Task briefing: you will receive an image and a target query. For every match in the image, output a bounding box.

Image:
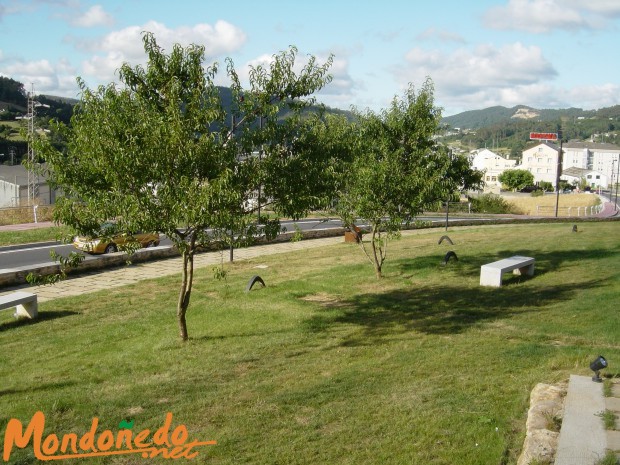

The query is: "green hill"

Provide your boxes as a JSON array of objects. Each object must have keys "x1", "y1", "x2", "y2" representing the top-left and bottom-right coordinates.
[{"x1": 441, "y1": 104, "x2": 620, "y2": 157}]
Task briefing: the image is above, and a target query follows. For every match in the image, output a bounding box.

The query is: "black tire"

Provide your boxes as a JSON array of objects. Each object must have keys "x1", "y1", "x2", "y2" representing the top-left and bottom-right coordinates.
[{"x1": 104, "y1": 243, "x2": 118, "y2": 254}]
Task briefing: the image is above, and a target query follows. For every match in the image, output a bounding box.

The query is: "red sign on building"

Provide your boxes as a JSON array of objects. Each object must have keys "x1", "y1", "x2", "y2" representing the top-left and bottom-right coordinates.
[{"x1": 530, "y1": 132, "x2": 558, "y2": 141}]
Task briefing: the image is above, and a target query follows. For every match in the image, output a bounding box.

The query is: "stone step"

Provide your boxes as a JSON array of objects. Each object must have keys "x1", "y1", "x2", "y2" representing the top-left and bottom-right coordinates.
[{"x1": 555, "y1": 375, "x2": 607, "y2": 465}]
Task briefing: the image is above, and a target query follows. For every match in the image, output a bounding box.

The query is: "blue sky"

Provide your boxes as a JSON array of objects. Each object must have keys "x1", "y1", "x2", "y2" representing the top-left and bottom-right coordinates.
[{"x1": 1, "y1": 0, "x2": 619, "y2": 116}]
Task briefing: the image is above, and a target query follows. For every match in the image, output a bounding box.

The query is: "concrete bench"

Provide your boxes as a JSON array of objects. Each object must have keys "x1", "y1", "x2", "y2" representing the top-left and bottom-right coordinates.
[
  {"x1": 480, "y1": 256, "x2": 535, "y2": 287},
  {"x1": 0, "y1": 291, "x2": 38, "y2": 319}
]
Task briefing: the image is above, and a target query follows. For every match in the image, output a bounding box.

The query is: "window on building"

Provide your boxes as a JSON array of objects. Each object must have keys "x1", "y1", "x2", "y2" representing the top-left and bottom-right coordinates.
[
  {"x1": 547, "y1": 158, "x2": 552, "y2": 163},
  {"x1": 538, "y1": 158, "x2": 542, "y2": 163},
  {"x1": 537, "y1": 168, "x2": 542, "y2": 173},
  {"x1": 596, "y1": 175, "x2": 600, "y2": 179},
  {"x1": 491, "y1": 176, "x2": 496, "y2": 182},
  {"x1": 528, "y1": 157, "x2": 533, "y2": 162},
  {"x1": 587, "y1": 175, "x2": 592, "y2": 179}
]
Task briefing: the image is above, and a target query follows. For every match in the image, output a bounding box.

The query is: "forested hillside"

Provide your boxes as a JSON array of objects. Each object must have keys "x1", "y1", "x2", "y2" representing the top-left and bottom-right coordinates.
[{"x1": 440, "y1": 105, "x2": 620, "y2": 159}]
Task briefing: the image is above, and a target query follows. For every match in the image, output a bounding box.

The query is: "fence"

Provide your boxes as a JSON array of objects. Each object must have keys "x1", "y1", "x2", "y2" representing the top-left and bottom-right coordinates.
[{"x1": 535, "y1": 204, "x2": 604, "y2": 217}]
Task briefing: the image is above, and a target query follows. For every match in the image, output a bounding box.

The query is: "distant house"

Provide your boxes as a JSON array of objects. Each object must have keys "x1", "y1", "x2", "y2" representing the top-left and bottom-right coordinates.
[
  {"x1": 520, "y1": 142, "x2": 561, "y2": 185},
  {"x1": 470, "y1": 148, "x2": 517, "y2": 191},
  {"x1": 561, "y1": 167, "x2": 608, "y2": 189},
  {"x1": 0, "y1": 164, "x2": 56, "y2": 208}
]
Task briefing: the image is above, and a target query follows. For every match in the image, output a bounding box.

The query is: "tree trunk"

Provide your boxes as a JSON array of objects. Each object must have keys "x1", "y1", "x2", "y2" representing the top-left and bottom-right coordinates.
[
  {"x1": 371, "y1": 226, "x2": 383, "y2": 279},
  {"x1": 177, "y1": 235, "x2": 196, "y2": 341}
]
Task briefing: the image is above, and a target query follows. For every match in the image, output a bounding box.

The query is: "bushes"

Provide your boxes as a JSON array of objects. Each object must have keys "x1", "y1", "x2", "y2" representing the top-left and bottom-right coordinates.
[{"x1": 468, "y1": 193, "x2": 515, "y2": 214}]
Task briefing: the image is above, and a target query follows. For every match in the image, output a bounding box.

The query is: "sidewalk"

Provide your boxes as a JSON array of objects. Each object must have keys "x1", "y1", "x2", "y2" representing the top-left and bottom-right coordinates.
[{"x1": 0, "y1": 221, "x2": 54, "y2": 231}]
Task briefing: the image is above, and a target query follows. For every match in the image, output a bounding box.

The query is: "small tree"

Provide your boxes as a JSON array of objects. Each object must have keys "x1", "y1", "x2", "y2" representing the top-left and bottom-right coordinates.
[
  {"x1": 539, "y1": 181, "x2": 553, "y2": 192},
  {"x1": 35, "y1": 33, "x2": 334, "y2": 341},
  {"x1": 332, "y1": 80, "x2": 482, "y2": 278},
  {"x1": 498, "y1": 169, "x2": 534, "y2": 191}
]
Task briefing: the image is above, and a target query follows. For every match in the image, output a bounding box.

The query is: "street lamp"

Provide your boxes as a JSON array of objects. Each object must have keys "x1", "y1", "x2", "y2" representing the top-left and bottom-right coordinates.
[
  {"x1": 554, "y1": 135, "x2": 563, "y2": 218},
  {"x1": 609, "y1": 156, "x2": 620, "y2": 210}
]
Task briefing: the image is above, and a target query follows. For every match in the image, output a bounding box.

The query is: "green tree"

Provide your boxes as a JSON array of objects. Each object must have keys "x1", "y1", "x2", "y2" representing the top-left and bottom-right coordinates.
[
  {"x1": 498, "y1": 169, "x2": 534, "y2": 191},
  {"x1": 333, "y1": 80, "x2": 482, "y2": 278},
  {"x1": 35, "y1": 33, "x2": 333, "y2": 341}
]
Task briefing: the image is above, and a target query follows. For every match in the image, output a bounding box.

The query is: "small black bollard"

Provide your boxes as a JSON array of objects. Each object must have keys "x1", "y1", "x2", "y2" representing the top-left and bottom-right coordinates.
[
  {"x1": 442, "y1": 251, "x2": 458, "y2": 265},
  {"x1": 438, "y1": 235, "x2": 454, "y2": 245},
  {"x1": 246, "y1": 275, "x2": 266, "y2": 292}
]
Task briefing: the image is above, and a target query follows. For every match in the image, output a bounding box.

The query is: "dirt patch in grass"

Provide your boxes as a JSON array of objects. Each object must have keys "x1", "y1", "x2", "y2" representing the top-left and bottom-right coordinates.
[{"x1": 301, "y1": 292, "x2": 349, "y2": 309}]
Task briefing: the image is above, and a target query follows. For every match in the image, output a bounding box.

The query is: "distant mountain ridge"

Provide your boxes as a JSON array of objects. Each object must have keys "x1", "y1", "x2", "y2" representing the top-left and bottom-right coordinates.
[{"x1": 443, "y1": 105, "x2": 620, "y2": 130}]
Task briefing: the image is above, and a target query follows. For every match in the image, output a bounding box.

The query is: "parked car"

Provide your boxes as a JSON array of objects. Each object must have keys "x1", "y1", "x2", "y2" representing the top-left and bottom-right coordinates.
[
  {"x1": 519, "y1": 185, "x2": 541, "y2": 193},
  {"x1": 73, "y1": 222, "x2": 160, "y2": 254}
]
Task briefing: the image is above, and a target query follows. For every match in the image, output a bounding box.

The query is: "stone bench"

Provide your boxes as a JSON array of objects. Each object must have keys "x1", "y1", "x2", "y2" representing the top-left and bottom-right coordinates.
[
  {"x1": 480, "y1": 256, "x2": 535, "y2": 287},
  {"x1": 0, "y1": 291, "x2": 38, "y2": 319}
]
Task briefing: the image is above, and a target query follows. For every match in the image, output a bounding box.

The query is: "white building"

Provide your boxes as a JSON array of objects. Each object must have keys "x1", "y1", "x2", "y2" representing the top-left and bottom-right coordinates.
[
  {"x1": 470, "y1": 148, "x2": 517, "y2": 190},
  {"x1": 561, "y1": 141, "x2": 620, "y2": 188},
  {"x1": 0, "y1": 164, "x2": 56, "y2": 208},
  {"x1": 561, "y1": 167, "x2": 608, "y2": 189},
  {"x1": 520, "y1": 142, "x2": 561, "y2": 185}
]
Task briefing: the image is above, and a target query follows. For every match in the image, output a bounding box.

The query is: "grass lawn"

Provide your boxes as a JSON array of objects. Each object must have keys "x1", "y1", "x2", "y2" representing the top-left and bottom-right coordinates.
[
  {"x1": 1, "y1": 222, "x2": 619, "y2": 464},
  {"x1": 0, "y1": 226, "x2": 69, "y2": 246}
]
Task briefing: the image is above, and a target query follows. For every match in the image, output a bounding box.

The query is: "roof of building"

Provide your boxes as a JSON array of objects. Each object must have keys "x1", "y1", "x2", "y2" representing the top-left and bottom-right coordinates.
[
  {"x1": 526, "y1": 141, "x2": 560, "y2": 151},
  {"x1": 0, "y1": 164, "x2": 47, "y2": 185},
  {"x1": 563, "y1": 140, "x2": 620, "y2": 151},
  {"x1": 562, "y1": 166, "x2": 604, "y2": 177}
]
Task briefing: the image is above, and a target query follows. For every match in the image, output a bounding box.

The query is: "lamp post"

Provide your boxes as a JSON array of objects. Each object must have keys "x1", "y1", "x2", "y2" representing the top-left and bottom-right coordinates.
[
  {"x1": 554, "y1": 138, "x2": 563, "y2": 218},
  {"x1": 609, "y1": 156, "x2": 620, "y2": 210},
  {"x1": 612, "y1": 159, "x2": 616, "y2": 209},
  {"x1": 445, "y1": 149, "x2": 453, "y2": 231}
]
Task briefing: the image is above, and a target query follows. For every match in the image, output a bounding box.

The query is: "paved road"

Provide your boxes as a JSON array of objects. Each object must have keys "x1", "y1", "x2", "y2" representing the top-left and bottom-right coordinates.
[{"x1": 0, "y1": 216, "x2": 458, "y2": 270}]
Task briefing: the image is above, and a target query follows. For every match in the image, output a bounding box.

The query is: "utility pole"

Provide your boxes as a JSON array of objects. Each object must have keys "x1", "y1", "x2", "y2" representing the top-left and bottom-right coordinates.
[{"x1": 26, "y1": 83, "x2": 39, "y2": 206}]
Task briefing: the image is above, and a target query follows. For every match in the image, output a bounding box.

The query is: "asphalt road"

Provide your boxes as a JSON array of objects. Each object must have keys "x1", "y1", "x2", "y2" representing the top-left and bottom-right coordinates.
[{"x1": 0, "y1": 215, "x2": 465, "y2": 270}]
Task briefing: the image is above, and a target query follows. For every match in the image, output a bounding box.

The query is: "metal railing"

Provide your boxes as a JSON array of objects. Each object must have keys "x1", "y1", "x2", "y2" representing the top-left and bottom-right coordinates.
[{"x1": 535, "y1": 204, "x2": 603, "y2": 217}]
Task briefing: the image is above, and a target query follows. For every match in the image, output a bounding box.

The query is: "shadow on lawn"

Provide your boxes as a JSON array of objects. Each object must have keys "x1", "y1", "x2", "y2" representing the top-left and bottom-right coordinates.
[
  {"x1": 398, "y1": 246, "x2": 619, "y2": 282},
  {"x1": 0, "y1": 379, "x2": 79, "y2": 396},
  {"x1": 0, "y1": 310, "x2": 78, "y2": 332},
  {"x1": 304, "y1": 277, "x2": 606, "y2": 346}
]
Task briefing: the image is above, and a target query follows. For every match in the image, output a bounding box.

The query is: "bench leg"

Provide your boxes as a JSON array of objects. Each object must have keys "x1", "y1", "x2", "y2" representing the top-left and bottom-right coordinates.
[
  {"x1": 513, "y1": 263, "x2": 535, "y2": 277},
  {"x1": 480, "y1": 267, "x2": 503, "y2": 287},
  {"x1": 14, "y1": 301, "x2": 38, "y2": 319}
]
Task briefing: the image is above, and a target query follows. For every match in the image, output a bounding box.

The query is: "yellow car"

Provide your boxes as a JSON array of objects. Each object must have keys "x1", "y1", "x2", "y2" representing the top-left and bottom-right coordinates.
[{"x1": 73, "y1": 222, "x2": 160, "y2": 254}]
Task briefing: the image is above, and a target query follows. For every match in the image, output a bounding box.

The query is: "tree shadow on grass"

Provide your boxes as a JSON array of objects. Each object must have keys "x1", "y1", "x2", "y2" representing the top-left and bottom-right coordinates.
[
  {"x1": 0, "y1": 310, "x2": 78, "y2": 332},
  {"x1": 0, "y1": 379, "x2": 79, "y2": 397},
  {"x1": 304, "y1": 278, "x2": 607, "y2": 346},
  {"x1": 396, "y1": 246, "x2": 619, "y2": 282}
]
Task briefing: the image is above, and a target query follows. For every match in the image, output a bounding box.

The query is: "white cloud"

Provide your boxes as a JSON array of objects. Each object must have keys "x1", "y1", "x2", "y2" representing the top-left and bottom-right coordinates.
[
  {"x1": 565, "y1": 0, "x2": 620, "y2": 16},
  {"x1": 2, "y1": 59, "x2": 59, "y2": 93},
  {"x1": 394, "y1": 43, "x2": 559, "y2": 113},
  {"x1": 80, "y1": 20, "x2": 247, "y2": 85},
  {"x1": 0, "y1": 54, "x2": 79, "y2": 97},
  {"x1": 482, "y1": 0, "x2": 619, "y2": 33},
  {"x1": 562, "y1": 83, "x2": 620, "y2": 109},
  {"x1": 400, "y1": 43, "x2": 556, "y2": 90},
  {"x1": 71, "y1": 5, "x2": 114, "y2": 28}
]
